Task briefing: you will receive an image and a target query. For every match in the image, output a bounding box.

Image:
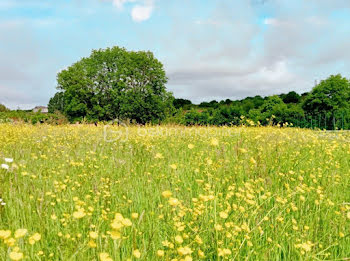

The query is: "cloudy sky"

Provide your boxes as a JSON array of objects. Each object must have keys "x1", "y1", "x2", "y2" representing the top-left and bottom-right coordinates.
[{"x1": 1, "y1": 0, "x2": 350, "y2": 109}]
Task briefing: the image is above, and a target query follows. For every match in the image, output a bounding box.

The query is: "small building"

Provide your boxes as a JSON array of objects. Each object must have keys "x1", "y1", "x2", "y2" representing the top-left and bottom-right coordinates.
[{"x1": 33, "y1": 106, "x2": 48, "y2": 113}]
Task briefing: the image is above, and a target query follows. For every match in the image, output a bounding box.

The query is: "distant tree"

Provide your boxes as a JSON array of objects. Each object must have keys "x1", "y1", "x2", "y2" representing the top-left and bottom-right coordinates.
[
  {"x1": 0, "y1": 104, "x2": 9, "y2": 112},
  {"x1": 173, "y1": 98, "x2": 192, "y2": 109},
  {"x1": 183, "y1": 109, "x2": 210, "y2": 125},
  {"x1": 242, "y1": 100, "x2": 255, "y2": 113},
  {"x1": 48, "y1": 92, "x2": 65, "y2": 113},
  {"x1": 224, "y1": 99, "x2": 232, "y2": 105},
  {"x1": 252, "y1": 95, "x2": 264, "y2": 108},
  {"x1": 282, "y1": 91, "x2": 301, "y2": 104},
  {"x1": 259, "y1": 95, "x2": 285, "y2": 113},
  {"x1": 302, "y1": 74, "x2": 350, "y2": 115},
  {"x1": 256, "y1": 96, "x2": 288, "y2": 124},
  {"x1": 54, "y1": 46, "x2": 174, "y2": 123}
]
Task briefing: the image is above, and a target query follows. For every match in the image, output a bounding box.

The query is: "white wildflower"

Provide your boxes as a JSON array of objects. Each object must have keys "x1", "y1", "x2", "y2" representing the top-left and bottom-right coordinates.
[
  {"x1": 4, "y1": 158, "x2": 13, "y2": 163},
  {"x1": 1, "y1": 164, "x2": 9, "y2": 170}
]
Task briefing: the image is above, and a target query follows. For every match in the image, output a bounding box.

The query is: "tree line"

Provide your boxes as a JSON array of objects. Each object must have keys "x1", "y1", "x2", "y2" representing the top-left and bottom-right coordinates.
[
  {"x1": 173, "y1": 75, "x2": 350, "y2": 130},
  {"x1": 42, "y1": 46, "x2": 350, "y2": 129}
]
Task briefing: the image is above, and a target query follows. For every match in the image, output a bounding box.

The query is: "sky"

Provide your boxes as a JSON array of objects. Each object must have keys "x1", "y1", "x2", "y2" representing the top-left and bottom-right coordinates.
[{"x1": 1, "y1": 0, "x2": 350, "y2": 109}]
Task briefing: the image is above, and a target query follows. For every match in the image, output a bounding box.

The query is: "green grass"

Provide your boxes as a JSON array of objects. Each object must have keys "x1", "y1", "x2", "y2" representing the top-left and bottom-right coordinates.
[{"x1": 0, "y1": 124, "x2": 350, "y2": 260}]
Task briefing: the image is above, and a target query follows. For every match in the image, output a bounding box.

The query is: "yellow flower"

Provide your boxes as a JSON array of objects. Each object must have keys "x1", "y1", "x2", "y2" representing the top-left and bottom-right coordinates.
[
  {"x1": 89, "y1": 231, "x2": 98, "y2": 239},
  {"x1": 111, "y1": 220, "x2": 123, "y2": 230},
  {"x1": 219, "y1": 211, "x2": 228, "y2": 219},
  {"x1": 73, "y1": 210, "x2": 86, "y2": 219},
  {"x1": 162, "y1": 191, "x2": 172, "y2": 198},
  {"x1": 195, "y1": 235, "x2": 203, "y2": 244},
  {"x1": 347, "y1": 212, "x2": 350, "y2": 219},
  {"x1": 175, "y1": 235, "x2": 183, "y2": 244},
  {"x1": 131, "y1": 213, "x2": 139, "y2": 219},
  {"x1": 339, "y1": 232, "x2": 345, "y2": 238},
  {"x1": 32, "y1": 233, "x2": 41, "y2": 241},
  {"x1": 188, "y1": 144, "x2": 194, "y2": 149},
  {"x1": 250, "y1": 157, "x2": 256, "y2": 164},
  {"x1": 238, "y1": 148, "x2": 247, "y2": 153},
  {"x1": 223, "y1": 249, "x2": 232, "y2": 255},
  {"x1": 114, "y1": 213, "x2": 124, "y2": 222},
  {"x1": 99, "y1": 252, "x2": 113, "y2": 261},
  {"x1": 88, "y1": 240, "x2": 97, "y2": 248},
  {"x1": 122, "y1": 218, "x2": 132, "y2": 227},
  {"x1": 170, "y1": 164, "x2": 177, "y2": 170},
  {"x1": 133, "y1": 249, "x2": 141, "y2": 259},
  {"x1": 184, "y1": 256, "x2": 192, "y2": 261},
  {"x1": 198, "y1": 249, "x2": 205, "y2": 258},
  {"x1": 155, "y1": 153, "x2": 164, "y2": 159},
  {"x1": 9, "y1": 252, "x2": 24, "y2": 261},
  {"x1": 168, "y1": 198, "x2": 180, "y2": 206},
  {"x1": 157, "y1": 250, "x2": 164, "y2": 257},
  {"x1": 0, "y1": 230, "x2": 11, "y2": 239},
  {"x1": 5, "y1": 237, "x2": 16, "y2": 246},
  {"x1": 110, "y1": 230, "x2": 121, "y2": 240},
  {"x1": 211, "y1": 138, "x2": 219, "y2": 146},
  {"x1": 177, "y1": 246, "x2": 192, "y2": 256},
  {"x1": 214, "y1": 224, "x2": 223, "y2": 231},
  {"x1": 14, "y1": 229, "x2": 27, "y2": 238},
  {"x1": 301, "y1": 242, "x2": 312, "y2": 252}
]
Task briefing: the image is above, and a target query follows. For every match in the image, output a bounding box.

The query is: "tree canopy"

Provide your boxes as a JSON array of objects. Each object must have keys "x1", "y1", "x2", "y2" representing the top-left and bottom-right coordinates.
[
  {"x1": 0, "y1": 104, "x2": 9, "y2": 112},
  {"x1": 302, "y1": 74, "x2": 350, "y2": 115},
  {"x1": 48, "y1": 50, "x2": 350, "y2": 129},
  {"x1": 52, "y1": 46, "x2": 174, "y2": 123}
]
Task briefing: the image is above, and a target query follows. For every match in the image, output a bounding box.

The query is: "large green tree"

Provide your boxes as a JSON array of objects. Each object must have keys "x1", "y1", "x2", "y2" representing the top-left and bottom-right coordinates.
[
  {"x1": 53, "y1": 46, "x2": 174, "y2": 123},
  {"x1": 303, "y1": 74, "x2": 350, "y2": 114},
  {"x1": 302, "y1": 74, "x2": 350, "y2": 128}
]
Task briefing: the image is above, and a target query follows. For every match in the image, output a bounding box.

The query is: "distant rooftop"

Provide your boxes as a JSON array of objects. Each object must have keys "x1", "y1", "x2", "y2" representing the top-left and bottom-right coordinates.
[{"x1": 33, "y1": 106, "x2": 48, "y2": 113}]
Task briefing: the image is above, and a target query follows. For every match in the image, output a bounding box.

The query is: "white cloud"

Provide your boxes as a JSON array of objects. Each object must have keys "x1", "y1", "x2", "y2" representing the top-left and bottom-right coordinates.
[
  {"x1": 257, "y1": 60, "x2": 294, "y2": 84},
  {"x1": 111, "y1": 0, "x2": 154, "y2": 22},
  {"x1": 263, "y1": 18, "x2": 277, "y2": 25},
  {"x1": 263, "y1": 18, "x2": 294, "y2": 27},
  {"x1": 131, "y1": 4, "x2": 153, "y2": 22},
  {"x1": 112, "y1": 0, "x2": 136, "y2": 9}
]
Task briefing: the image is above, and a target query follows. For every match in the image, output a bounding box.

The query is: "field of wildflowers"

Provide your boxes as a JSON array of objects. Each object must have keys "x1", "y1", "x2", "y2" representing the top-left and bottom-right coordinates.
[{"x1": 0, "y1": 124, "x2": 350, "y2": 260}]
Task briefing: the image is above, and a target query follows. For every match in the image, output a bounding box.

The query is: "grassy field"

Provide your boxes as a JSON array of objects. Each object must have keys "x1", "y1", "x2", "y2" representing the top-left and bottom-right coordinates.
[{"x1": 0, "y1": 124, "x2": 350, "y2": 260}]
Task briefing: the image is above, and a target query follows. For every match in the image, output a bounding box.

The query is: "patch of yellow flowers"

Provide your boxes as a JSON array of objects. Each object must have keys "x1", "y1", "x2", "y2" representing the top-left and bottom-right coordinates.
[{"x1": 1, "y1": 124, "x2": 350, "y2": 259}]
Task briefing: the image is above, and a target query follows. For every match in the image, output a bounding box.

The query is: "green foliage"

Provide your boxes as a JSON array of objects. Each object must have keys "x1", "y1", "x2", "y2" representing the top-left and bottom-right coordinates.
[
  {"x1": 173, "y1": 98, "x2": 192, "y2": 109},
  {"x1": 47, "y1": 57, "x2": 350, "y2": 130},
  {"x1": 48, "y1": 92, "x2": 65, "y2": 113},
  {"x1": 54, "y1": 46, "x2": 174, "y2": 123},
  {"x1": 303, "y1": 74, "x2": 350, "y2": 115},
  {"x1": 0, "y1": 104, "x2": 9, "y2": 112},
  {"x1": 170, "y1": 74, "x2": 350, "y2": 129},
  {"x1": 0, "y1": 111, "x2": 68, "y2": 124},
  {"x1": 281, "y1": 91, "x2": 301, "y2": 104}
]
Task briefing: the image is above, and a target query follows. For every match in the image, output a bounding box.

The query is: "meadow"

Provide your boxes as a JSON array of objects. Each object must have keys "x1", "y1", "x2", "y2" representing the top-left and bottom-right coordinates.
[{"x1": 0, "y1": 124, "x2": 350, "y2": 260}]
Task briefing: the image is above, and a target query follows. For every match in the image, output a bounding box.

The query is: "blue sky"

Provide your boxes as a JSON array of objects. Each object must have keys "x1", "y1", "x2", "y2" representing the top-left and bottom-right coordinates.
[{"x1": 1, "y1": 0, "x2": 350, "y2": 109}]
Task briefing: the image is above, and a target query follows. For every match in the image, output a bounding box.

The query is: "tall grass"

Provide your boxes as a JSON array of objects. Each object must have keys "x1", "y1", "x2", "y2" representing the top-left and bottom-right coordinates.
[{"x1": 0, "y1": 124, "x2": 350, "y2": 260}]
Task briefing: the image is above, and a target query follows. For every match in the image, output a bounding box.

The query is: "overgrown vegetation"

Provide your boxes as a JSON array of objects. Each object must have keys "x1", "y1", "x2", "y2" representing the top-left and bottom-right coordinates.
[
  {"x1": 0, "y1": 111, "x2": 68, "y2": 125},
  {"x1": 172, "y1": 74, "x2": 350, "y2": 129},
  {"x1": 1, "y1": 125, "x2": 350, "y2": 260}
]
